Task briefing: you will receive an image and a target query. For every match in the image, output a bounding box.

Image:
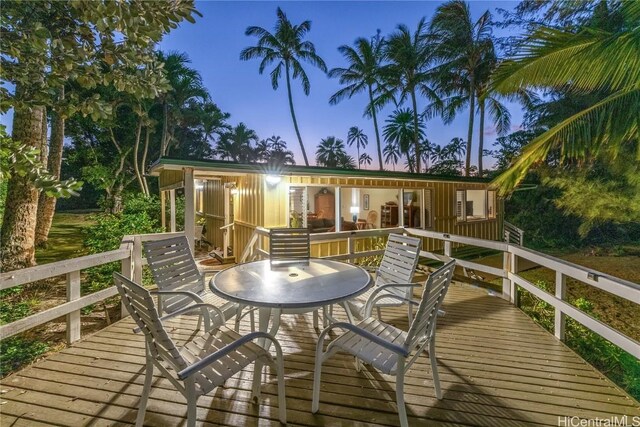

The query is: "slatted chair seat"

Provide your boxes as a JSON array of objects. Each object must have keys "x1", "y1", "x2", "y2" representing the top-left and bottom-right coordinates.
[
  {"x1": 313, "y1": 260, "x2": 456, "y2": 427},
  {"x1": 143, "y1": 236, "x2": 247, "y2": 325},
  {"x1": 346, "y1": 233, "x2": 422, "y2": 323},
  {"x1": 113, "y1": 272, "x2": 286, "y2": 427}
]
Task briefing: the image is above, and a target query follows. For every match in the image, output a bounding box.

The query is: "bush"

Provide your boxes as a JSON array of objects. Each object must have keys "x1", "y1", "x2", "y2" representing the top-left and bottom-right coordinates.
[
  {"x1": 518, "y1": 281, "x2": 640, "y2": 400},
  {"x1": 0, "y1": 337, "x2": 49, "y2": 377}
]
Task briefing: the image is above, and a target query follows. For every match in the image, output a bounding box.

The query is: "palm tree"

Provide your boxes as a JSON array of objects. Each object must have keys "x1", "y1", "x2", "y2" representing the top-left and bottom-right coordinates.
[
  {"x1": 315, "y1": 136, "x2": 348, "y2": 168},
  {"x1": 337, "y1": 154, "x2": 357, "y2": 169},
  {"x1": 259, "y1": 135, "x2": 296, "y2": 165},
  {"x1": 383, "y1": 141, "x2": 401, "y2": 171},
  {"x1": 216, "y1": 123, "x2": 259, "y2": 163},
  {"x1": 445, "y1": 137, "x2": 466, "y2": 163},
  {"x1": 420, "y1": 139, "x2": 435, "y2": 172},
  {"x1": 382, "y1": 18, "x2": 437, "y2": 173},
  {"x1": 430, "y1": 0, "x2": 494, "y2": 176},
  {"x1": 329, "y1": 35, "x2": 385, "y2": 170},
  {"x1": 382, "y1": 108, "x2": 426, "y2": 173},
  {"x1": 346, "y1": 126, "x2": 368, "y2": 169},
  {"x1": 240, "y1": 7, "x2": 327, "y2": 166},
  {"x1": 359, "y1": 153, "x2": 373, "y2": 168},
  {"x1": 491, "y1": 1, "x2": 640, "y2": 193}
]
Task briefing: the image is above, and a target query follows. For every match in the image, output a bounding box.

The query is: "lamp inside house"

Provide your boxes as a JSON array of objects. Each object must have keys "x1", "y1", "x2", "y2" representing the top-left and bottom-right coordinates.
[{"x1": 350, "y1": 206, "x2": 359, "y2": 223}]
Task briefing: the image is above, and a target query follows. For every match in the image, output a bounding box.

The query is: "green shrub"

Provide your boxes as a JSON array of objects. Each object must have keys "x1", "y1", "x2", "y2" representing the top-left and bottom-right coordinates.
[
  {"x1": 518, "y1": 280, "x2": 640, "y2": 400},
  {"x1": 0, "y1": 337, "x2": 49, "y2": 377}
]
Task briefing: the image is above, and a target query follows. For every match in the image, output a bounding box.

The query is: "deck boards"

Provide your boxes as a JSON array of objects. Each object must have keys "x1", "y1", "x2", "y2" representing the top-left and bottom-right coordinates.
[{"x1": 1, "y1": 283, "x2": 638, "y2": 426}]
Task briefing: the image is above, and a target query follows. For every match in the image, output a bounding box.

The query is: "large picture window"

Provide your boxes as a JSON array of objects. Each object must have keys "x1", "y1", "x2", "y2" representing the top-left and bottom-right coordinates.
[{"x1": 456, "y1": 189, "x2": 496, "y2": 221}]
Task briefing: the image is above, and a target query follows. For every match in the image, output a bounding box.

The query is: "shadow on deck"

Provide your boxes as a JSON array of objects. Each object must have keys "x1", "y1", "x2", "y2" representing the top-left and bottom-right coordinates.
[{"x1": 1, "y1": 283, "x2": 638, "y2": 426}]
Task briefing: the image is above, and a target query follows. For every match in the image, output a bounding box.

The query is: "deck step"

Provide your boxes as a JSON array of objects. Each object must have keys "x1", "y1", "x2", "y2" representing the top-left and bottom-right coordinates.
[{"x1": 209, "y1": 250, "x2": 235, "y2": 264}]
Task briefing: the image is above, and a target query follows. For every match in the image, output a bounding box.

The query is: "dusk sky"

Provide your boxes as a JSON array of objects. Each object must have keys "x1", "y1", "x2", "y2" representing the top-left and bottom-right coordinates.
[
  {"x1": 1, "y1": 1, "x2": 525, "y2": 170},
  {"x1": 158, "y1": 1, "x2": 523, "y2": 169}
]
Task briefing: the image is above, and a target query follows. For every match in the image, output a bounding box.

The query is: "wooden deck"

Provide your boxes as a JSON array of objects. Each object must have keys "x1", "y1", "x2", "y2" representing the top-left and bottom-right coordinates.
[{"x1": 1, "y1": 283, "x2": 638, "y2": 426}]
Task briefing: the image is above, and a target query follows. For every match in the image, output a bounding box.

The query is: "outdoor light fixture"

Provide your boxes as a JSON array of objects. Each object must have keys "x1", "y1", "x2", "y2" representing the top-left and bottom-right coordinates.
[
  {"x1": 266, "y1": 175, "x2": 282, "y2": 186},
  {"x1": 230, "y1": 188, "x2": 239, "y2": 196},
  {"x1": 350, "y1": 206, "x2": 359, "y2": 223}
]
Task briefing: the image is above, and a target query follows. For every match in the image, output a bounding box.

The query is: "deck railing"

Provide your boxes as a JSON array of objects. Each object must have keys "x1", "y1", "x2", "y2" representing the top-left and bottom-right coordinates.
[
  {"x1": 503, "y1": 221, "x2": 525, "y2": 245},
  {"x1": 1, "y1": 227, "x2": 638, "y2": 359}
]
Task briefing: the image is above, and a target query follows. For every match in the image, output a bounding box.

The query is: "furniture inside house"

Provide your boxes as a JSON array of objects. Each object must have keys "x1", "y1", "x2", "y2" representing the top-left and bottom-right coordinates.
[
  {"x1": 366, "y1": 210, "x2": 378, "y2": 229},
  {"x1": 345, "y1": 233, "x2": 422, "y2": 323},
  {"x1": 269, "y1": 227, "x2": 310, "y2": 268},
  {"x1": 403, "y1": 205, "x2": 419, "y2": 228},
  {"x1": 194, "y1": 225, "x2": 204, "y2": 248},
  {"x1": 113, "y1": 272, "x2": 287, "y2": 427},
  {"x1": 143, "y1": 236, "x2": 253, "y2": 328},
  {"x1": 314, "y1": 189, "x2": 335, "y2": 219},
  {"x1": 380, "y1": 203, "x2": 399, "y2": 228},
  {"x1": 312, "y1": 260, "x2": 456, "y2": 427}
]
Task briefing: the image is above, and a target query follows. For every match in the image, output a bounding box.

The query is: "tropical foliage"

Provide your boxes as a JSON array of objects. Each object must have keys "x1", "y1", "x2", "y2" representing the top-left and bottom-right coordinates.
[{"x1": 315, "y1": 136, "x2": 355, "y2": 169}]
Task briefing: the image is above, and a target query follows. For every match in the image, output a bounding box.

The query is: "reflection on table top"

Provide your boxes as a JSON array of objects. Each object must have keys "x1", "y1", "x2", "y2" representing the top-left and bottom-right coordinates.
[{"x1": 210, "y1": 259, "x2": 372, "y2": 309}]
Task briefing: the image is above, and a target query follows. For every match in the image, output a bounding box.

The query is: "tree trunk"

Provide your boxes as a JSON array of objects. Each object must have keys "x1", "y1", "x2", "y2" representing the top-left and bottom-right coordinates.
[
  {"x1": 410, "y1": 90, "x2": 421, "y2": 173},
  {"x1": 368, "y1": 86, "x2": 384, "y2": 171},
  {"x1": 132, "y1": 118, "x2": 146, "y2": 195},
  {"x1": 35, "y1": 104, "x2": 65, "y2": 248},
  {"x1": 465, "y1": 75, "x2": 476, "y2": 176},
  {"x1": 141, "y1": 126, "x2": 150, "y2": 195},
  {"x1": 161, "y1": 101, "x2": 169, "y2": 157},
  {"x1": 285, "y1": 63, "x2": 309, "y2": 166},
  {"x1": 111, "y1": 183, "x2": 124, "y2": 214},
  {"x1": 478, "y1": 98, "x2": 485, "y2": 177},
  {"x1": 1, "y1": 100, "x2": 46, "y2": 271}
]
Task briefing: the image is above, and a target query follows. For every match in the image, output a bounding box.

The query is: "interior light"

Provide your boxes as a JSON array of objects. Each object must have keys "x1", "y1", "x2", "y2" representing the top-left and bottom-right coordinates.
[{"x1": 349, "y1": 206, "x2": 360, "y2": 214}]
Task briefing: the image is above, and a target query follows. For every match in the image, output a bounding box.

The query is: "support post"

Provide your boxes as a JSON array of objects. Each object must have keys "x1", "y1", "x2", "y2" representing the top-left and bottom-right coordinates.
[
  {"x1": 169, "y1": 189, "x2": 176, "y2": 233},
  {"x1": 184, "y1": 167, "x2": 195, "y2": 253},
  {"x1": 444, "y1": 240, "x2": 452, "y2": 258},
  {"x1": 555, "y1": 271, "x2": 566, "y2": 340},
  {"x1": 160, "y1": 190, "x2": 166, "y2": 231},
  {"x1": 335, "y1": 187, "x2": 341, "y2": 232},
  {"x1": 502, "y1": 250, "x2": 512, "y2": 302},
  {"x1": 133, "y1": 236, "x2": 143, "y2": 285},
  {"x1": 121, "y1": 244, "x2": 133, "y2": 319},
  {"x1": 348, "y1": 237, "x2": 355, "y2": 263},
  {"x1": 398, "y1": 189, "x2": 405, "y2": 227},
  {"x1": 66, "y1": 270, "x2": 81, "y2": 344}
]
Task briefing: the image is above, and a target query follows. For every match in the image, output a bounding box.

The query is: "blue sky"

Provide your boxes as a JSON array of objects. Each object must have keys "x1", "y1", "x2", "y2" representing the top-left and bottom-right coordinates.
[{"x1": 158, "y1": 1, "x2": 523, "y2": 169}]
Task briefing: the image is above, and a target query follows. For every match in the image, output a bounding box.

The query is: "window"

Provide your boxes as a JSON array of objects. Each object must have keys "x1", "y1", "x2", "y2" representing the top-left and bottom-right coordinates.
[
  {"x1": 456, "y1": 189, "x2": 495, "y2": 221},
  {"x1": 340, "y1": 187, "x2": 400, "y2": 230}
]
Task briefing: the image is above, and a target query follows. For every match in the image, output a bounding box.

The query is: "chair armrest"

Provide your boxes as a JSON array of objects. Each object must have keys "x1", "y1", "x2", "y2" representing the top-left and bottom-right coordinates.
[
  {"x1": 133, "y1": 302, "x2": 224, "y2": 334},
  {"x1": 150, "y1": 290, "x2": 205, "y2": 309},
  {"x1": 177, "y1": 331, "x2": 283, "y2": 380},
  {"x1": 321, "y1": 322, "x2": 409, "y2": 357},
  {"x1": 364, "y1": 283, "x2": 421, "y2": 317}
]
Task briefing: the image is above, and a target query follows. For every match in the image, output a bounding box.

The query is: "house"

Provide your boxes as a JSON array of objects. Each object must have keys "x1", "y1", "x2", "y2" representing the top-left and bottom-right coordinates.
[{"x1": 149, "y1": 157, "x2": 503, "y2": 259}]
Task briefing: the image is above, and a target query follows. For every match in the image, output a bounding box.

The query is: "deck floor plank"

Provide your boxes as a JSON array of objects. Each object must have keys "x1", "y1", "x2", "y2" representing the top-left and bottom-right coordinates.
[{"x1": 2, "y1": 283, "x2": 638, "y2": 426}]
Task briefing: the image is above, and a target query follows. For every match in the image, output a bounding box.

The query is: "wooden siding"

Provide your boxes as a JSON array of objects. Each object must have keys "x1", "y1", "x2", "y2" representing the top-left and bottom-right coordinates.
[
  {"x1": 2, "y1": 282, "x2": 638, "y2": 426},
  {"x1": 200, "y1": 179, "x2": 225, "y2": 248},
  {"x1": 158, "y1": 170, "x2": 183, "y2": 190}
]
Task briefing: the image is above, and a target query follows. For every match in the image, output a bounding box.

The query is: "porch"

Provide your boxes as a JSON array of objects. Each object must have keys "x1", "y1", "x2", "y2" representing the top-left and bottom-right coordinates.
[{"x1": 3, "y1": 281, "x2": 638, "y2": 426}]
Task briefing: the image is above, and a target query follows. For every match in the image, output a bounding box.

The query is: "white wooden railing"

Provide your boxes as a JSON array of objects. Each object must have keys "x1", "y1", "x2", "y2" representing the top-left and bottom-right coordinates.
[
  {"x1": 0, "y1": 232, "x2": 184, "y2": 344},
  {"x1": 1, "y1": 227, "x2": 638, "y2": 360}
]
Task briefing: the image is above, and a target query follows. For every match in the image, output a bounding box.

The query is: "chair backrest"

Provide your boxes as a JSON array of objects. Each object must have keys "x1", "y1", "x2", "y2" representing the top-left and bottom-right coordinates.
[
  {"x1": 195, "y1": 225, "x2": 204, "y2": 240},
  {"x1": 377, "y1": 234, "x2": 422, "y2": 292},
  {"x1": 366, "y1": 210, "x2": 378, "y2": 227},
  {"x1": 404, "y1": 259, "x2": 455, "y2": 350},
  {"x1": 269, "y1": 228, "x2": 310, "y2": 268},
  {"x1": 113, "y1": 272, "x2": 188, "y2": 373},
  {"x1": 143, "y1": 236, "x2": 203, "y2": 312}
]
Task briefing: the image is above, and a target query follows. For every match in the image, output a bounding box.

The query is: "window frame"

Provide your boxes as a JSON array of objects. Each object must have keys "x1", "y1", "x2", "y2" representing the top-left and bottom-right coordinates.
[{"x1": 455, "y1": 188, "x2": 497, "y2": 223}]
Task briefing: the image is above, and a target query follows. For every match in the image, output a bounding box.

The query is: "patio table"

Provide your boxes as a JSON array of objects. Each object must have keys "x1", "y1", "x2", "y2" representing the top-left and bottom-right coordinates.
[{"x1": 209, "y1": 259, "x2": 372, "y2": 348}]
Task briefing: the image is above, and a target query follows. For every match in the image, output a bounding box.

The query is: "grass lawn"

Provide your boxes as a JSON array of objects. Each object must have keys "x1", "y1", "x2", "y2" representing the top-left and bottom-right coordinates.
[{"x1": 35, "y1": 211, "x2": 96, "y2": 265}]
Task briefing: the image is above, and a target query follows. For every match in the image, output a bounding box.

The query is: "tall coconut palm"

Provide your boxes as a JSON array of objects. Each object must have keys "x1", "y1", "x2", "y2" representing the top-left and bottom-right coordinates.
[
  {"x1": 382, "y1": 18, "x2": 437, "y2": 173},
  {"x1": 315, "y1": 136, "x2": 348, "y2": 168},
  {"x1": 346, "y1": 126, "x2": 368, "y2": 169},
  {"x1": 382, "y1": 108, "x2": 426, "y2": 173},
  {"x1": 430, "y1": 0, "x2": 494, "y2": 176},
  {"x1": 492, "y1": 0, "x2": 640, "y2": 193},
  {"x1": 329, "y1": 35, "x2": 385, "y2": 170},
  {"x1": 216, "y1": 123, "x2": 259, "y2": 163},
  {"x1": 359, "y1": 153, "x2": 373, "y2": 168},
  {"x1": 383, "y1": 141, "x2": 401, "y2": 171},
  {"x1": 240, "y1": 7, "x2": 327, "y2": 166}
]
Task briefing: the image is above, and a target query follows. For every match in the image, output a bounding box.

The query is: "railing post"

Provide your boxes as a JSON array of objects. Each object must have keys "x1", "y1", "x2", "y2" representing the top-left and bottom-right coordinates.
[
  {"x1": 121, "y1": 239, "x2": 134, "y2": 319},
  {"x1": 66, "y1": 270, "x2": 81, "y2": 344},
  {"x1": 444, "y1": 240, "x2": 452, "y2": 258},
  {"x1": 502, "y1": 250, "x2": 513, "y2": 302},
  {"x1": 133, "y1": 236, "x2": 143, "y2": 285},
  {"x1": 555, "y1": 271, "x2": 566, "y2": 340},
  {"x1": 348, "y1": 236, "x2": 355, "y2": 263}
]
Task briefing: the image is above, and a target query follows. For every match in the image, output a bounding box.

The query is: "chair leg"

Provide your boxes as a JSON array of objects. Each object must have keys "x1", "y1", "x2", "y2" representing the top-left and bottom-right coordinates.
[
  {"x1": 275, "y1": 356, "x2": 287, "y2": 424},
  {"x1": 313, "y1": 309, "x2": 319, "y2": 329},
  {"x1": 429, "y1": 338, "x2": 442, "y2": 399},
  {"x1": 249, "y1": 308, "x2": 255, "y2": 332},
  {"x1": 136, "y1": 357, "x2": 154, "y2": 427},
  {"x1": 311, "y1": 346, "x2": 325, "y2": 413},
  {"x1": 407, "y1": 303, "x2": 413, "y2": 325},
  {"x1": 396, "y1": 367, "x2": 409, "y2": 427},
  {"x1": 234, "y1": 304, "x2": 244, "y2": 332},
  {"x1": 186, "y1": 381, "x2": 197, "y2": 427},
  {"x1": 251, "y1": 359, "x2": 262, "y2": 402},
  {"x1": 376, "y1": 306, "x2": 382, "y2": 320}
]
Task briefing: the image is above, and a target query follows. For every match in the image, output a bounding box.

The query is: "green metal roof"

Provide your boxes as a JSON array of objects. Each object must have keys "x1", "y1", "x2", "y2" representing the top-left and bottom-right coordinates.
[{"x1": 150, "y1": 157, "x2": 493, "y2": 184}]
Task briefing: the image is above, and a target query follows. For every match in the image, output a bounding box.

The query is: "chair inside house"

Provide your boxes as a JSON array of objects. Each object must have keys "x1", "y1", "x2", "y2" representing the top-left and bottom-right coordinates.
[
  {"x1": 269, "y1": 227, "x2": 311, "y2": 269},
  {"x1": 345, "y1": 233, "x2": 421, "y2": 323},
  {"x1": 113, "y1": 273, "x2": 286, "y2": 427},
  {"x1": 365, "y1": 209, "x2": 378, "y2": 229},
  {"x1": 312, "y1": 259, "x2": 456, "y2": 427},
  {"x1": 194, "y1": 224, "x2": 204, "y2": 248},
  {"x1": 143, "y1": 236, "x2": 253, "y2": 330}
]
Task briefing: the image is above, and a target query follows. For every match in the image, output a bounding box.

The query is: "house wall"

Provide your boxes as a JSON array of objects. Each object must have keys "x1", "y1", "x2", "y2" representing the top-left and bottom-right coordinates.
[
  {"x1": 160, "y1": 168, "x2": 503, "y2": 261},
  {"x1": 158, "y1": 170, "x2": 183, "y2": 190}
]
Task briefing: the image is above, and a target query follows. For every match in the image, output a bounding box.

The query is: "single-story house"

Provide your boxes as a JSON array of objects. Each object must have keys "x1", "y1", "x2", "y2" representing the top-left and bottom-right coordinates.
[{"x1": 149, "y1": 157, "x2": 503, "y2": 260}]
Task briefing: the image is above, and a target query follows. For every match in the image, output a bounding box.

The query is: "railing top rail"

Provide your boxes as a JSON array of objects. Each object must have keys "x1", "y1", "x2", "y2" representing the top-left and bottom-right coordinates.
[{"x1": 406, "y1": 227, "x2": 509, "y2": 251}]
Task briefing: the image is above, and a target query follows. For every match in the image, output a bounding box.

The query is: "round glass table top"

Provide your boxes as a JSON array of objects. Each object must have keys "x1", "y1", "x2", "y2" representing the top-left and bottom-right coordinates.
[{"x1": 210, "y1": 259, "x2": 372, "y2": 309}]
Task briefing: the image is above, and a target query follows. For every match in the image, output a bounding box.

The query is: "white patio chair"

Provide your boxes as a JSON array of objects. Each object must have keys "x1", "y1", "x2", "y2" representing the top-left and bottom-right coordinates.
[
  {"x1": 143, "y1": 236, "x2": 254, "y2": 331},
  {"x1": 269, "y1": 227, "x2": 310, "y2": 269},
  {"x1": 345, "y1": 233, "x2": 422, "y2": 323},
  {"x1": 113, "y1": 272, "x2": 286, "y2": 427},
  {"x1": 312, "y1": 259, "x2": 455, "y2": 427}
]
